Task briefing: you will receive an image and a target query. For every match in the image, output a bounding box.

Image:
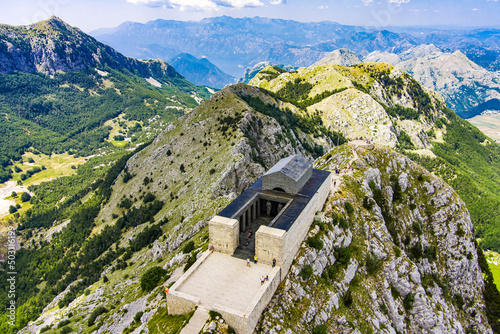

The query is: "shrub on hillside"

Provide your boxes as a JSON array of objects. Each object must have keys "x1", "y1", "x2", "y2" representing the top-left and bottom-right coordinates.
[
  {"x1": 312, "y1": 324, "x2": 328, "y2": 334},
  {"x1": 339, "y1": 217, "x2": 349, "y2": 229},
  {"x1": 21, "y1": 192, "x2": 31, "y2": 202},
  {"x1": 182, "y1": 240, "x2": 195, "y2": 254},
  {"x1": 140, "y1": 266, "x2": 167, "y2": 292},
  {"x1": 300, "y1": 265, "x2": 313, "y2": 281},
  {"x1": 306, "y1": 235, "x2": 324, "y2": 250},
  {"x1": 344, "y1": 202, "x2": 354, "y2": 214},
  {"x1": 366, "y1": 252, "x2": 382, "y2": 275},
  {"x1": 88, "y1": 306, "x2": 107, "y2": 326},
  {"x1": 60, "y1": 326, "x2": 73, "y2": 334},
  {"x1": 143, "y1": 192, "x2": 155, "y2": 203}
]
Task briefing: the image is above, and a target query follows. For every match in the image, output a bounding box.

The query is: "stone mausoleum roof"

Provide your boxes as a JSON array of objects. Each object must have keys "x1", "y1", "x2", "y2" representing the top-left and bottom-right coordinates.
[
  {"x1": 264, "y1": 155, "x2": 312, "y2": 181},
  {"x1": 262, "y1": 154, "x2": 313, "y2": 195}
]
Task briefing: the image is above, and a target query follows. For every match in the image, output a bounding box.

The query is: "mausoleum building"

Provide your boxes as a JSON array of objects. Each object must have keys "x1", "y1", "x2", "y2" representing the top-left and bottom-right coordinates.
[{"x1": 167, "y1": 154, "x2": 332, "y2": 334}]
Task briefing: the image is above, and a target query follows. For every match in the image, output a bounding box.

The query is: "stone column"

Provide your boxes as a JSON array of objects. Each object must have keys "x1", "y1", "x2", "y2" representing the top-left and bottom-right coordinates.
[
  {"x1": 242, "y1": 213, "x2": 246, "y2": 231},
  {"x1": 251, "y1": 202, "x2": 256, "y2": 222}
]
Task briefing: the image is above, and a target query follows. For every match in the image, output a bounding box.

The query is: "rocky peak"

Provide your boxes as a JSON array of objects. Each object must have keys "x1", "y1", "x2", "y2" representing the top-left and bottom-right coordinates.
[
  {"x1": 249, "y1": 62, "x2": 447, "y2": 150},
  {"x1": 0, "y1": 17, "x2": 181, "y2": 79},
  {"x1": 311, "y1": 48, "x2": 362, "y2": 67}
]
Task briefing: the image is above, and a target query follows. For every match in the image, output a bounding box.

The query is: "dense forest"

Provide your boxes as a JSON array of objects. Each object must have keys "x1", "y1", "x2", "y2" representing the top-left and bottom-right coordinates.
[{"x1": 0, "y1": 68, "x2": 208, "y2": 183}]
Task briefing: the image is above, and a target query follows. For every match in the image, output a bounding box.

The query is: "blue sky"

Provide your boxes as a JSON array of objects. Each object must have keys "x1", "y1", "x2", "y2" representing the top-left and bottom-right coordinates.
[{"x1": 0, "y1": 0, "x2": 499, "y2": 32}]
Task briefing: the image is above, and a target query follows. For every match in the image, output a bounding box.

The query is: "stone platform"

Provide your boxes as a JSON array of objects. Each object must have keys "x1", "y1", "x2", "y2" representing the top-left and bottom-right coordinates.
[
  {"x1": 176, "y1": 252, "x2": 273, "y2": 312},
  {"x1": 168, "y1": 251, "x2": 281, "y2": 334}
]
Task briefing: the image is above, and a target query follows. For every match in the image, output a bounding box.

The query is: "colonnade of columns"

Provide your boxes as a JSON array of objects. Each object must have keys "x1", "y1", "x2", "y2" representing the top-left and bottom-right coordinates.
[{"x1": 238, "y1": 198, "x2": 260, "y2": 231}]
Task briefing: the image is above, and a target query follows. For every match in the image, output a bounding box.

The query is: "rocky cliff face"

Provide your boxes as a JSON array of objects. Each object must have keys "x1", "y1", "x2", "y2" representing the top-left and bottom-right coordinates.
[
  {"x1": 17, "y1": 81, "x2": 336, "y2": 334},
  {"x1": 364, "y1": 44, "x2": 500, "y2": 118},
  {"x1": 0, "y1": 16, "x2": 181, "y2": 79},
  {"x1": 257, "y1": 145, "x2": 491, "y2": 334}
]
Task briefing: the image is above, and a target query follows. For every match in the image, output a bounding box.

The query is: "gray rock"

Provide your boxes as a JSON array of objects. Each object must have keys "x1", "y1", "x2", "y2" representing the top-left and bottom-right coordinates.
[
  {"x1": 423, "y1": 181, "x2": 435, "y2": 195},
  {"x1": 208, "y1": 321, "x2": 217, "y2": 330},
  {"x1": 306, "y1": 249, "x2": 317, "y2": 264},
  {"x1": 399, "y1": 172, "x2": 409, "y2": 192},
  {"x1": 384, "y1": 186, "x2": 394, "y2": 208},
  {"x1": 343, "y1": 260, "x2": 358, "y2": 285},
  {"x1": 364, "y1": 168, "x2": 382, "y2": 190}
]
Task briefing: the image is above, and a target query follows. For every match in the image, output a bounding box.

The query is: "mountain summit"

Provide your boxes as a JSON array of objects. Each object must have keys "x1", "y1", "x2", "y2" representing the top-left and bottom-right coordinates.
[{"x1": 0, "y1": 16, "x2": 180, "y2": 79}]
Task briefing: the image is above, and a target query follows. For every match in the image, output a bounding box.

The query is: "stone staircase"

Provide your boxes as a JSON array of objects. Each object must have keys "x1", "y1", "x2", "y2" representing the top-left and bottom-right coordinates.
[{"x1": 180, "y1": 307, "x2": 210, "y2": 334}]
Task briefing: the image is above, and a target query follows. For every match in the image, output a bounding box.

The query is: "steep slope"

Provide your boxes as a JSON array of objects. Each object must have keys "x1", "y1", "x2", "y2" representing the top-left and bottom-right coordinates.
[
  {"x1": 256, "y1": 145, "x2": 492, "y2": 333},
  {"x1": 365, "y1": 44, "x2": 500, "y2": 118},
  {"x1": 311, "y1": 48, "x2": 362, "y2": 67},
  {"x1": 169, "y1": 53, "x2": 235, "y2": 88},
  {"x1": 7, "y1": 83, "x2": 342, "y2": 334},
  {"x1": 250, "y1": 63, "x2": 445, "y2": 150},
  {"x1": 13, "y1": 86, "x2": 496, "y2": 334}
]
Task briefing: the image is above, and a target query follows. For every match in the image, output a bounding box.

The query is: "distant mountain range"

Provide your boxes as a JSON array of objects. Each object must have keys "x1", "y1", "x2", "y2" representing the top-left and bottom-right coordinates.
[
  {"x1": 168, "y1": 53, "x2": 234, "y2": 89},
  {"x1": 91, "y1": 16, "x2": 500, "y2": 77},
  {"x1": 364, "y1": 45, "x2": 500, "y2": 119}
]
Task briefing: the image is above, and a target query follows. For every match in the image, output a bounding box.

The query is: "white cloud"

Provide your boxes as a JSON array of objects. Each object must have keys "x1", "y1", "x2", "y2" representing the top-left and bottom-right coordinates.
[
  {"x1": 269, "y1": 0, "x2": 286, "y2": 4},
  {"x1": 472, "y1": 8, "x2": 479, "y2": 11},
  {"x1": 318, "y1": 5, "x2": 328, "y2": 10},
  {"x1": 361, "y1": 0, "x2": 409, "y2": 6},
  {"x1": 387, "y1": 0, "x2": 410, "y2": 6},
  {"x1": 126, "y1": 0, "x2": 265, "y2": 11}
]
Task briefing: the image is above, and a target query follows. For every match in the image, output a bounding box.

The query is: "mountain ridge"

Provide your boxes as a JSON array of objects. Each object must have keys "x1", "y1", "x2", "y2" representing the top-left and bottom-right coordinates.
[
  {"x1": 91, "y1": 16, "x2": 500, "y2": 77},
  {"x1": 363, "y1": 44, "x2": 500, "y2": 118},
  {"x1": 0, "y1": 17, "x2": 209, "y2": 185},
  {"x1": 0, "y1": 16, "x2": 180, "y2": 80}
]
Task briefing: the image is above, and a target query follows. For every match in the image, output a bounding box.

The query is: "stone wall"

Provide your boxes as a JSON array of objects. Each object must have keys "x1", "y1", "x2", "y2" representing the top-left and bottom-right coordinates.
[
  {"x1": 255, "y1": 226, "x2": 285, "y2": 266},
  {"x1": 213, "y1": 266, "x2": 282, "y2": 334},
  {"x1": 209, "y1": 216, "x2": 239, "y2": 254},
  {"x1": 281, "y1": 172, "x2": 332, "y2": 276},
  {"x1": 166, "y1": 291, "x2": 199, "y2": 315},
  {"x1": 262, "y1": 172, "x2": 306, "y2": 195},
  {"x1": 166, "y1": 250, "x2": 211, "y2": 315}
]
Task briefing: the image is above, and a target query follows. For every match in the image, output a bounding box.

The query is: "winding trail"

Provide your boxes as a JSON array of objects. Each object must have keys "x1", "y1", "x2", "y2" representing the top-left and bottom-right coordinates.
[{"x1": 330, "y1": 139, "x2": 371, "y2": 192}]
